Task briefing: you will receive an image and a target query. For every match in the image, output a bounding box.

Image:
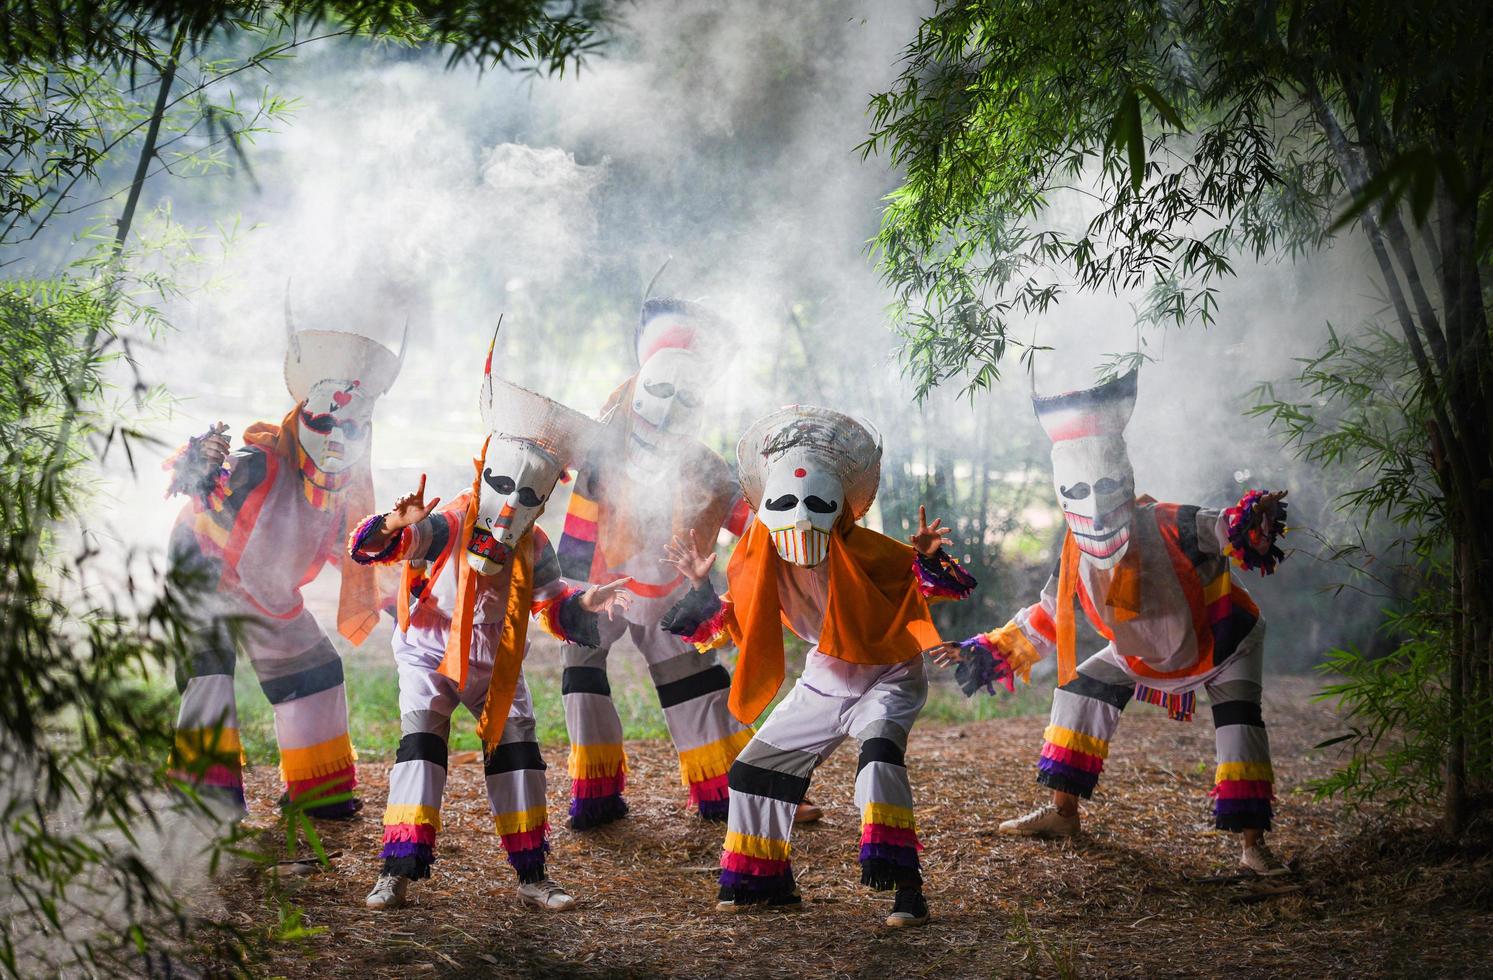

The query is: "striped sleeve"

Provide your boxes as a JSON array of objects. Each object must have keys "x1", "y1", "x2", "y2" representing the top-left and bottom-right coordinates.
[
  {"x1": 556, "y1": 465, "x2": 600, "y2": 581},
  {"x1": 529, "y1": 526, "x2": 598, "y2": 646},
  {"x1": 348, "y1": 504, "x2": 460, "y2": 566},
  {"x1": 184, "y1": 446, "x2": 270, "y2": 558}
]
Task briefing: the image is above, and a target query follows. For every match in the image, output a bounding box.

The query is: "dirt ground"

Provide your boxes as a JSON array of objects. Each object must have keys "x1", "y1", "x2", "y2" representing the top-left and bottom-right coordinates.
[{"x1": 214, "y1": 677, "x2": 1493, "y2": 978}]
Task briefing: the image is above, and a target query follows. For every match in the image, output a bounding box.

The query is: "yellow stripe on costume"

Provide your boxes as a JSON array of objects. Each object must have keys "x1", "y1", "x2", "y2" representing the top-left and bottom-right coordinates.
[
  {"x1": 693, "y1": 631, "x2": 731, "y2": 655},
  {"x1": 723, "y1": 829, "x2": 791, "y2": 862},
  {"x1": 567, "y1": 493, "x2": 599, "y2": 522},
  {"x1": 493, "y1": 806, "x2": 549, "y2": 836},
  {"x1": 382, "y1": 803, "x2": 441, "y2": 830},
  {"x1": 279, "y1": 734, "x2": 357, "y2": 781},
  {"x1": 171, "y1": 727, "x2": 244, "y2": 763},
  {"x1": 1042, "y1": 724, "x2": 1111, "y2": 759},
  {"x1": 1215, "y1": 761, "x2": 1274, "y2": 783},
  {"x1": 192, "y1": 512, "x2": 230, "y2": 550},
  {"x1": 567, "y1": 742, "x2": 628, "y2": 779},
  {"x1": 990, "y1": 622, "x2": 1043, "y2": 682},
  {"x1": 677, "y1": 728, "x2": 755, "y2": 786},
  {"x1": 862, "y1": 801, "x2": 917, "y2": 831},
  {"x1": 1203, "y1": 571, "x2": 1232, "y2": 605}
]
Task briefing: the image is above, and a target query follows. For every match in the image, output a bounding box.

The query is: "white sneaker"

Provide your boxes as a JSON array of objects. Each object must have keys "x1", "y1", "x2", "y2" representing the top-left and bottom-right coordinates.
[
  {"x1": 1241, "y1": 842, "x2": 1291, "y2": 877},
  {"x1": 998, "y1": 804, "x2": 1080, "y2": 838},
  {"x1": 365, "y1": 873, "x2": 409, "y2": 910},
  {"x1": 517, "y1": 878, "x2": 575, "y2": 911}
]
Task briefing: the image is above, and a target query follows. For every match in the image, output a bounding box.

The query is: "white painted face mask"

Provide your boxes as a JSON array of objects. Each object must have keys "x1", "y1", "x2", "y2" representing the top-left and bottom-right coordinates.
[
  {"x1": 297, "y1": 379, "x2": 376, "y2": 473},
  {"x1": 756, "y1": 454, "x2": 844, "y2": 567},
  {"x1": 625, "y1": 348, "x2": 703, "y2": 483},
  {"x1": 1050, "y1": 436, "x2": 1136, "y2": 569},
  {"x1": 465, "y1": 437, "x2": 563, "y2": 576}
]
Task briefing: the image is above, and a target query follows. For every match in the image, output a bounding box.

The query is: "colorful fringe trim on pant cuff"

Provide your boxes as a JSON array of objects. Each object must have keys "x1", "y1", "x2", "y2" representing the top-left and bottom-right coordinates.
[
  {"x1": 285, "y1": 763, "x2": 359, "y2": 818},
  {"x1": 680, "y1": 728, "x2": 753, "y2": 821},
  {"x1": 168, "y1": 768, "x2": 246, "y2": 811},
  {"x1": 380, "y1": 825, "x2": 437, "y2": 880},
  {"x1": 568, "y1": 743, "x2": 629, "y2": 829},
  {"x1": 859, "y1": 816, "x2": 922, "y2": 891},
  {"x1": 719, "y1": 856, "x2": 796, "y2": 904},
  {"x1": 1133, "y1": 683, "x2": 1195, "y2": 722},
  {"x1": 1036, "y1": 729, "x2": 1106, "y2": 798},
  {"x1": 1213, "y1": 762, "x2": 1274, "y2": 830},
  {"x1": 497, "y1": 820, "x2": 551, "y2": 884}
]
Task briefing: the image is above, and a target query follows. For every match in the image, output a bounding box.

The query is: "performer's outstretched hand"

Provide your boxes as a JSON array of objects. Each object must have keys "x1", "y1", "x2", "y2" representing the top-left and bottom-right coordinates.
[
  {"x1": 922, "y1": 641, "x2": 965, "y2": 668},
  {"x1": 581, "y1": 578, "x2": 634, "y2": 620},
  {"x1": 1249, "y1": 490, "x2": 1288, "y2": 554},
  {"x1": 661, "y1": 529, "x2": 715, "y2": 586},
  {"x1": 199, "y1": 422, "x2": 232, "y2": 471},
  {"x1": 386, "y1": 474, "x2": 442, "y2": 533},
  {"x1": 909, "y1": 505, "x2": 953, "y2": 556}
]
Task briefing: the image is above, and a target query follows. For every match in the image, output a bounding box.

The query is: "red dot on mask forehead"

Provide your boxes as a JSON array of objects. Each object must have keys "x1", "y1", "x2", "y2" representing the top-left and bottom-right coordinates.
[{"x1": 794, "y1": 467, "x2": 807, "y2": 478}]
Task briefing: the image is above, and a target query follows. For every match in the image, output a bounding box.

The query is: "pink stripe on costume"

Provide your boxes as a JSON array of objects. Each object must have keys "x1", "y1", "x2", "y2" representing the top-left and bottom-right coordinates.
[
  {"x1": 1211, "y1": 779, "x2": 1274, "y2": 800},
  {"x1": 721, "y1": 850, "x2": 790, "y2": 877},
  {"x1": 381, "y1": 823, "x2": 438, "y2": 845},
  {"x1": 174, "y1": 764, "x2": 242, "y2": 789},
  {"x1": 1040, "y1": 742, "x2": 1104, "y2": 774},
  {"x1": 572, "y1": 772, "x2": 626, "y2": 798},
  {"x1": 687, "y1": 772, "x2": 729, "y2": 805},
  {"x1": 861, "y1": 823, "x2": 922, "y2": 850},
  {"x1": 501, "y1": 826, "x2": 549, "y2": 852},
  {"x1": 563, "y1": 514, "x2": 598, "y2": 541},
  {"x1": 287, "y1": 766, "x2": 357, "y2": 798}
]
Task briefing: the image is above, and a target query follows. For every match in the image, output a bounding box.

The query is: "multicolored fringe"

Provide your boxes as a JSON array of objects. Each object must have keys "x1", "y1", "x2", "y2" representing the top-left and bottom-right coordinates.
[
  {"x1": 859, "y1": 802, "x2": 922, "y2": 891},
  {"x1": 347, "y1": 512, "x2": 405, "y2": 564},
  {"x1": 381, "y1": 803, "x2": 440, "y2": 879},
  {"x1": 531, "y1": 585, "x2": 586, "y2": 643},
  {"x1": 679, "y1": 728, "x2": 755, "y2": 821},
  {"x1": 953, "y1": 632, "x2": 1018, "y2": 696},
  {"x1": 660, "y1": 585, "x2": 730, "y2": 653},
  {"x1": 168, "y1": 726, "x2": 246, "y2": 809},
  {"x1": 495, "y1": 806, "x2": 550, "y2": 884},
  {"x1": 1212, "y1": 761, "x2": 1274, "y2": 831},
  {"x1": 1133, "y1": 683, "x2": 1195, "y2": 722},
  {"x1": 685, "y1": 603, "x2": 730, "y2": 654},
  {"x1": 163, "y1": 431, "x2": 231, "y2": 505},
  {"x1": 1036, "y1": 725, "x2": 1108, "y2": 798},
  {"x1": 719, "y1": 830, "x2": 796, "y2": 904},
  {"x1": 1224, "y1": 489, "x2": 1288, "y2": 575},
  {"x1": 914, "y1": 548, "x2": 978, "y2": 602},
  {"x1": 568, "y1": 742, "x2": 629, "y2": 829},
  {"x1": 280, "y1": 734, "x2": 359, "y2": 818},
  {"x1": 296, "y1": 442, "x2": 352, "y2": 511}
]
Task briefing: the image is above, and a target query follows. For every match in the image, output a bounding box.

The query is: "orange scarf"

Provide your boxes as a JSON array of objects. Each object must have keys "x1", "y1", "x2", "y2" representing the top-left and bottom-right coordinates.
[
  {"x1": 723, "y1": 520, "x2": 942, "y2": 725},
  {"x1": 426, "y1": 442, "x2": 536, "y2": 748},
  {"x1": 1053, "y1": 510, "x2": 1145, "y2": 687},
  {"x1": 242, "y1": 402, "x2": 382, "y2": 646}
]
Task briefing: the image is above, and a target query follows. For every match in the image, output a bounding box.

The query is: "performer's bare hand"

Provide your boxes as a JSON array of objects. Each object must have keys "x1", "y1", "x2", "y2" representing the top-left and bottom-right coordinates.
[
  {"x1": 923, "y1": 641, "x2": 965, "y2": 668},
  {"x1": 661, "y1": 529, "x2": 715, "y2": 585},
  {"x1": 909, "y1": 505, "x2": 953, "y2": 556},
  {"x1": 386, "y1": 474, "x2": 441, "y2": 533},
  {"x1": 581, "y1": 577, "x2": 634, "y2": 620},
  {"x1": 1249, "y1": 490, "x2": 1288, "y2": 554},
  {"x1": 200, "y1": 422, "x2": 232, "y2": 469}
]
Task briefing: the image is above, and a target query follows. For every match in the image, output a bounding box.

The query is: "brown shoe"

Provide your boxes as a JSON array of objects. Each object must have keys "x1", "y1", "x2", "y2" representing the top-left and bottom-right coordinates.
[
  {"x1": 998, "y1": 804, "x2": 1080, "y2": 838},
  {"x1": 793, "y1": 799, "x2": 823, "y2": 824}
]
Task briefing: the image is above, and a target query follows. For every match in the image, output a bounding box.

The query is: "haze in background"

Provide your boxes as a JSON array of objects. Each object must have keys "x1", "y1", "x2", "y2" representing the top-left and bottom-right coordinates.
[{"x1": 98, "y1": 0, "x2": 1385, "y2": 661}]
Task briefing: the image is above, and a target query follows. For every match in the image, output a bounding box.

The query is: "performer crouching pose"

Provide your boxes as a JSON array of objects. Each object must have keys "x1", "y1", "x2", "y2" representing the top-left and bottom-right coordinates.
[
  {"x1": 165, "y1": 314, "x2": 405, "y2": 820},
  {"x1": 659, "y1": 406, "x2": 975, "y2": 927},
  {"x1": 929, "y1": 369, "x2": 1291, "y2": 876},
  {"x1": 350, "y1": 347, "x2": 631, "y2": 912}
]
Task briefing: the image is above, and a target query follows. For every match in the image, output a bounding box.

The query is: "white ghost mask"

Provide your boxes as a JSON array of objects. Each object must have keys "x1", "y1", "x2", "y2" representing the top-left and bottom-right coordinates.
[
  {"x1": 297, "y1": 379, "x2": 376, "y2": 473},
  {"x1": 757, "y1": 453, "x2": 845, "y2": 567},
  {"x1": 1050, "y1": 436, "x2": 1136, "y2": 569},
  {"x1": 625, "y1": 347, "x2": 704, "y2": 483},
  {"x1": 465, "y1": 437, "x2": 563, "y2": 576}
]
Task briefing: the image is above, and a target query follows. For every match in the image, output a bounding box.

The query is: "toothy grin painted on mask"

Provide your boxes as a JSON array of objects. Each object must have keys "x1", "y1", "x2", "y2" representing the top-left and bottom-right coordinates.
[{"x1": 465, "y1": 526, "x2": 514, "y2": 575}]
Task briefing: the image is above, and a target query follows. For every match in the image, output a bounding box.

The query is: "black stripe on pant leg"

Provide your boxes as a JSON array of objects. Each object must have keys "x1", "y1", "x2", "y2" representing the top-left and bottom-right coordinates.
[
  {"x1": 259, "y1": 656, "x2": 344, "y2": 704},
  {"x1": 562, "y1": 666, "x2": 611, "y2": 696},
  {"x1": 856, "y1": 737, "x2": 905, "y2": 773},
  {"x1": 485, "y1": 741, "x2": 546, "y2": 774},
  {"x1": 1211, "y1": 700, "x2": 1264, "y2": 729},
  {"x1": 395, "y1": 732, "x2": 448, "y2": 769},
  {"x1": 1061, "y1": 672, "x2": 1134, "y2": 711},
  {"x1": 655, "y1": 665, "x2": 731, "y2": 709},
  {"x1": 727, "y1": 760, "x2": 810, "y2": 805}
]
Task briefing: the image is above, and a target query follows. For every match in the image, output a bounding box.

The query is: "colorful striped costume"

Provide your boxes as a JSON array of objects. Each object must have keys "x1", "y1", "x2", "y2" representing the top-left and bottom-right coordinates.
[
  {"x1": 168, "y1": 437, "x2": 372, "y2": 818},
  {"x1": 556, "y1": 444, "x2": 755, "y2": 825},
  {"x1": 970, "y1": 496, "x2": 1279, "y2": 831},
  {"x1": 664, "y1": 547, "x2": 975, "y2": 903},
  {"x1": 349, "y1": 493, "x2": 597, "y2": 883}
]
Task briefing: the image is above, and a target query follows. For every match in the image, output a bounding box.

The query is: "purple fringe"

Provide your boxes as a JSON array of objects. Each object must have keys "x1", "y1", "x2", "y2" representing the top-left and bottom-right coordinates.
[
  {"x1": 1214, "y1": 797, "x2": 1273, "y2": 832},
  {"x1": 1035, "y1": 756, "x2": 1100, "y2": 797},
  {"x1": 568, "y1": 792, "x2": 629, "y2": 830},
  {"x1": 858, "y1": 843, "x2": 920, "y2": 867},
  {"x1": 718, "y1": 868, "x2": 796, "y2": 903},
  {"x1": 379, "y1": 840, "x2": 432, "y2": 860},
  {"x1": 914, "y1": 549, "x2": 978, "y2": 600},
  {"x1": 697, "y1": 798, "x2": 729, "y2": 821},
  {"x1": 506, "y1": 843, "x2": 550, "y2": 884},
  {"x1": 1225, "y1": 490, "x2": 1288, "y2": 575},
  {"x1": 302, "y1": 797, "x2": 362, "y2": 820}
]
